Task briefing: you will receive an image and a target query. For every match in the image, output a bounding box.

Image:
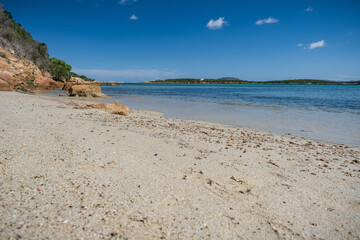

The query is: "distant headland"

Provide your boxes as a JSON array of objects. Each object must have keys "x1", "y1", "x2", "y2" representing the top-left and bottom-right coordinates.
[{"x1": 144, "y1": 77, "x2": 360, "y2": 85}]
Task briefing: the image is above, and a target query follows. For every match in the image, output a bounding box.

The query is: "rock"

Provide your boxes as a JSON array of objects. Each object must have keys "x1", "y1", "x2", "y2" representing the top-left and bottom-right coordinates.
[
  {"x1": 62, "y1": 82, "x2": 73, "y2": 91},
  {"x1": 68, "y1": 84, "x2": 109, "y2": 98},
  {"x1": 68, "y1": 76, "x2": 87, "y2": 84},
  {"x1": 0, "y1": 46, "x2": 100, "y2": 92},
  {"x1": 15, "y1": 87, "x2": 33, "y2": 94},
  {"x1": 74, "y1": 101, "x2": 131, "y2": 116},
  {"x1": 0, "y1": 46, "x2": 62, "y2": 91},
  {"x1": 0, "y1": 78, "x2": 13, "y2": 91}
]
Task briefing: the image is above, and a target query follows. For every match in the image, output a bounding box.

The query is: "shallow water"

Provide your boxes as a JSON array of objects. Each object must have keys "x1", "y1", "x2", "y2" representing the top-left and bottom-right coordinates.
[{"x1": 101, "y1": 84, "x2": 360, "y2": 146}]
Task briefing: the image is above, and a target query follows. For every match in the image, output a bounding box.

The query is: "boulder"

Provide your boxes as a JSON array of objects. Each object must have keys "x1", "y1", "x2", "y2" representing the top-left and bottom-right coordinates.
[
  {"x1": 68, "y1": 84, "x2": 109, "y2": 98},
  {"x1": 74, "y1": 101, "x2": 131, "y2": 116},
  {"x1": 62, "y1": 77, "x2": 89, "y2": 91}
]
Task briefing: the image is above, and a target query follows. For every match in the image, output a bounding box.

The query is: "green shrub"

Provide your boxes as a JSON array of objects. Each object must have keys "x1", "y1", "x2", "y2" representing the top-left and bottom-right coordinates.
[
  {"x1": 49, "y1": 57, "x2": 72, "y2": 81},
  {"x1": 25, "y1": 76, "x2": 35, "y2": 87}
]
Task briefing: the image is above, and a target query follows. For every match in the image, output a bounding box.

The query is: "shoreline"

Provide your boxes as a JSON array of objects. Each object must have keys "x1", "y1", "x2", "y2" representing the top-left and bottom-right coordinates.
[
  {"x1": 0, "y1": 91, "x2": 359, "y2": 239},
  {"x1": 99, "y1": 84, "x2": 360, "y2": 147},
  {"x1": 100, "y1": 94, "x2": 360, "y2": 147},
  {"x1": 40, "y1": 90, "x2": 360, "y2": 147}
]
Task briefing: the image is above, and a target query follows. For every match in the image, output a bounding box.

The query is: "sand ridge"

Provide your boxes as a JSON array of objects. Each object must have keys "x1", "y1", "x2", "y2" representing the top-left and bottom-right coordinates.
[{"x1": 0, "y1": 92, "x2": 359, "y2": 239}]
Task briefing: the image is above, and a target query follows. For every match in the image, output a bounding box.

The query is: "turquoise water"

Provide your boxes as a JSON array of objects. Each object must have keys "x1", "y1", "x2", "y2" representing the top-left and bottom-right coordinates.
[
  {"x1": 101, "y1": 84, "x2": 360, "y2": 145},
  {"x1": 102, "y1": 84, "x2": 360, "y2": 114}
]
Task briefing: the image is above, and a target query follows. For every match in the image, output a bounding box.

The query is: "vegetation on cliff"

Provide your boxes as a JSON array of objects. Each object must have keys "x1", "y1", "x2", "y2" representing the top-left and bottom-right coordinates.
[
  {"x1": 0, "y1": 5, "x2": 50, "y2": 70},
  {"x1": 49, "y1": 58, "x2": 72, "y2": 81},
  {"x1": 70, "y1": 72, "x2": 96, "y2": 82},
  {"x1": 0, "y1": 5, "x2": 97, "y2": 83}
]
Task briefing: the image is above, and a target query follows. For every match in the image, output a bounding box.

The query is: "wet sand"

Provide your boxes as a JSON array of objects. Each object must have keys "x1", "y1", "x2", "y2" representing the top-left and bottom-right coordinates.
[{"x1": 0, "y1": 91, "x2": 359, "y2": 239}]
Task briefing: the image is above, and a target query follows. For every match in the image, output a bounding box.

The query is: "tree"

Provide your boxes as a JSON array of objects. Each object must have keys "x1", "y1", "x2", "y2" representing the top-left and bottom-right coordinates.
[{"x1": 49, "y1": 57, "x2": 72, "y2": 81}]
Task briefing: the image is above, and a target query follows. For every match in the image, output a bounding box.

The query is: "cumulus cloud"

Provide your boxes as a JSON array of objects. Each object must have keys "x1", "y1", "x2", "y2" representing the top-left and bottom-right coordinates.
[
  {"x1": 308, "y1": 40, "x2": 326, "y2": 49},
  {"x1": 305, "y1": 7, "x2": 314, "y2": 12},
  {"x1": 297, "y1": 43, "x2": 304, "y2": 47},
  {"x1": 207, "y1": 17, "x2": 227, "y2": 30},
  {"x1": 255, "y1": 17, "x2": 279, "y2": 25},
  {"x1": 119, "y1": 0, "x2": 137, "y2": 5},
  {"x1": 129, "y1": 14, "x2": 138, "y2": 20}
]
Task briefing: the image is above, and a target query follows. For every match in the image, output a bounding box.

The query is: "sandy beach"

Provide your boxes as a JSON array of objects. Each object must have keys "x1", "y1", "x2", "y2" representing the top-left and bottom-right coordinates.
[{"x1": 0, "y1": 91, "x2": 359, "y2": 239}]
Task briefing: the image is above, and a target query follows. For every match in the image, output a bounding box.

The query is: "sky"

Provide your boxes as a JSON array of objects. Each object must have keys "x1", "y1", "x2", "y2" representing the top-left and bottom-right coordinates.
[{"x1": 1, "y1": 0, "x2": 360, "y2": 82}]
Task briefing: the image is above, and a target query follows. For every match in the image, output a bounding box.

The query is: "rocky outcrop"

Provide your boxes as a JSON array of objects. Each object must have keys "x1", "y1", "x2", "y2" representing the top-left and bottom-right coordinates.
[
  {"x1": 67, "y1": 84, "x2": 109, "y2": 98},
  {"x1": 0, "y1": 46, "x2": 106, "y2": 95},
  {"x1": 74, "y1": 101, "x2": 131, "y2": 116},
  {"x1": 69, "y1": 76, "x2": 88, "y2": 84},
  {"x1": 0, "y1": 46, "x2": 63, "y2": 91},
  {"x1": 62, "y1": 76, "x2": 93, "y2": 90}
]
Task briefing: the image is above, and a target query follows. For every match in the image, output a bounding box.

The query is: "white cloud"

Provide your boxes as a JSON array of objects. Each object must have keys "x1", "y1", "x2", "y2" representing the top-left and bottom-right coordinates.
[
  {"x1": 73, "y1": 68, "x2": 177, "y2": 80},
  {"x1": 308, "y1": 40, "x2": 326, "y2": 49},
  {"x1": 119, "y1": 0, "x2": 137, "y2": 5},
  {"x1": 207, "y1": 17, "x2": 227, "y2": 30},
  {"x1": 255, "y1": 16, "x2": 279, "y2": 25},
  {"x1": 305, "y1": 7, "x2": 313, "y2": 12},
  {"x1": 129, "y1": 14, "x2": 138, "y2": 20},
  {"x1": 297, "y1": 43, "x2": 303, "y2": 47}
]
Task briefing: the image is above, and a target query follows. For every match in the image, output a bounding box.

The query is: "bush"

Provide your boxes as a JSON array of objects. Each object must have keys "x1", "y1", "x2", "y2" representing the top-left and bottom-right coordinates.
[{"x1": 49, "y1": 57, "x2": 72, "y2": 81}]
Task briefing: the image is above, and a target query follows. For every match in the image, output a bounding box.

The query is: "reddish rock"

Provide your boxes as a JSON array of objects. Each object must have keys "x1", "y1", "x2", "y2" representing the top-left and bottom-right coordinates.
[
  {"x1": 68, "y1": 84, "x2": 109, "y2": 98},
  {"x1": 0, "y1": 79, "x2": 12, "y2": 91},
  {"x1": 74, "y1": 101, "x2": 131, "y2": 116},
  {"x1": 0, "y1": 46, "x2": 61, "y2": 91},
  {"x1": 0, "y1": 46, "x2": 100, "y2": 92},
  {"x1": 68, "y1": 76, "x2": 87, "y2": 84},
  {"x1": 62, "y1": 82, "x2": 73, "y2": 91}
]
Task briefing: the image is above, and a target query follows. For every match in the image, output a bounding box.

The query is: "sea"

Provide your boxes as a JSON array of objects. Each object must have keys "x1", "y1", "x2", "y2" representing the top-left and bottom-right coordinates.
[{"x1": 49, "y1": 83, "x2": 360, "y2": 146}]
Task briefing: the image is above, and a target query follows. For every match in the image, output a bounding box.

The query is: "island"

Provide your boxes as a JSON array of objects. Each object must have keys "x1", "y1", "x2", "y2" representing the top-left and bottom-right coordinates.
[{"x1": 145, "y1": 77, "x2": 360, "y2": 85}]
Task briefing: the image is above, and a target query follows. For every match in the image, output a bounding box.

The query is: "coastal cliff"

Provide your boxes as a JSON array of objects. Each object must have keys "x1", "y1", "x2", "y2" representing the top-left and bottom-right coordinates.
[
  {"x1": 0, "y1": 45, "x2": 97, "y2": 91},
  {"x1": 0, "y1": 6, "x2": 103, "y2": 95},
  {"x1": 0, "y1": 45, "x2": 64, "y2": 91}
]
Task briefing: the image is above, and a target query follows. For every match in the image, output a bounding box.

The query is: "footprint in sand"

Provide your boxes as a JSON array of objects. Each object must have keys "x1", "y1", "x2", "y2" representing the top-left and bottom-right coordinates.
[{"x1": 182, "y1": 169, "x2": 252, "y2": 200}]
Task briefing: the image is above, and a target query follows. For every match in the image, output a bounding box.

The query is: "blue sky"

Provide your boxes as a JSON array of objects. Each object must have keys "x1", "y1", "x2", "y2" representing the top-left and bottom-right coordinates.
[{"x1": 1, "y1": 0, "x2": 360, "y2": 82}]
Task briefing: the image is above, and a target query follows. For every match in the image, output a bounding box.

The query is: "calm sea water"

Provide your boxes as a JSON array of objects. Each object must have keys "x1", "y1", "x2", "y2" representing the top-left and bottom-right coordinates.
[
  {"x1": 100, "y1": 84, "x2": 360, "y2": 145},
  {"x1": 102, "y1": 84, "x2": 360, "y2": 114}
]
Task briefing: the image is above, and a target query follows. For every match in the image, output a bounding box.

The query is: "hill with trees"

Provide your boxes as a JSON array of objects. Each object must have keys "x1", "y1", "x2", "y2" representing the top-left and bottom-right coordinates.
[
  {"x1": 149, "y1": 78, "x2": 249, "y2": 84},
  {"x1": 147, "y1": 78, "x2": 360, "y2": 85}
]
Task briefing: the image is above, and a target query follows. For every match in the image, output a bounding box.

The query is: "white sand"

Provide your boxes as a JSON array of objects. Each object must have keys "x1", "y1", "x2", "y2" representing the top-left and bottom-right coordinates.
[{"x1": 0, "y1": 91, "x2": 359, "y2": 239}]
